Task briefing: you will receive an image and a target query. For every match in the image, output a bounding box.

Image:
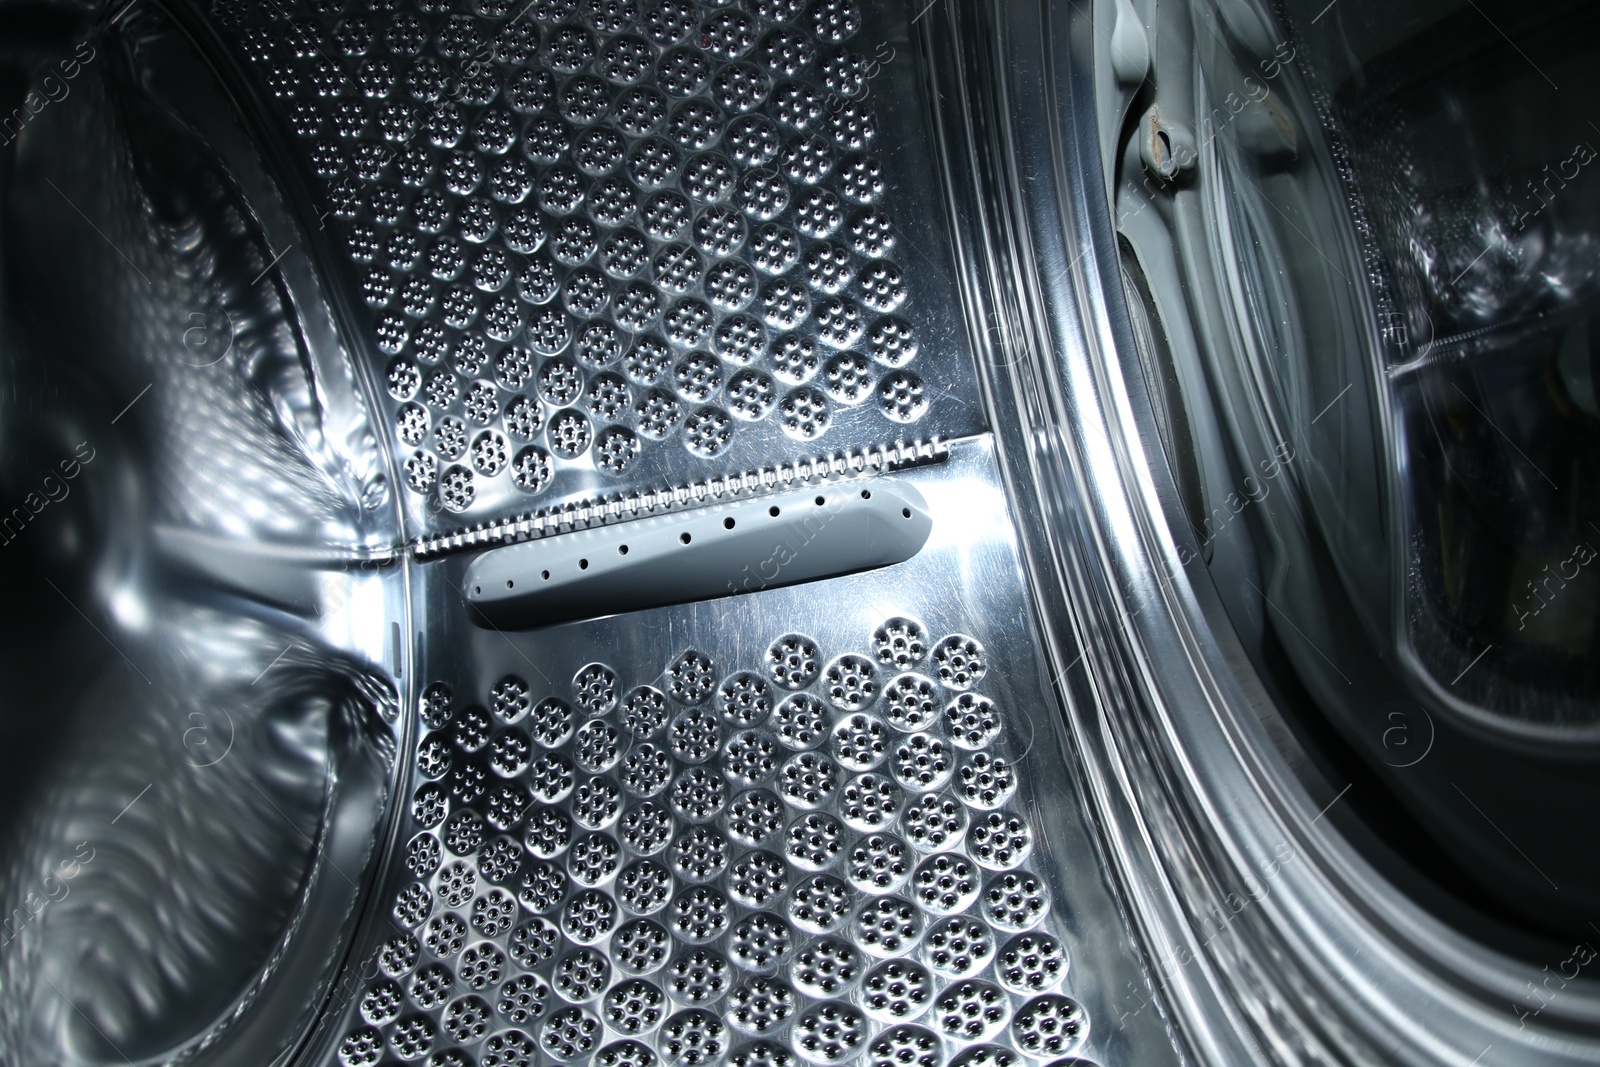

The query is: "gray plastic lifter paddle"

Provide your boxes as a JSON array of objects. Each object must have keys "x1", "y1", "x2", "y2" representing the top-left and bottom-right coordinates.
[{"x1": 462, "y1": 478, "x2": 933, "y2": 628}]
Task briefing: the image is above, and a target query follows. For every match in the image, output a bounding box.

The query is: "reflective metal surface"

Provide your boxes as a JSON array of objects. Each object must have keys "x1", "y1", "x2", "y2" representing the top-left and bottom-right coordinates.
[
  {"x1": 968, "y1": 0, "x2": 1600, "y2": 1062},
  {"x1": 0, "y1": 3, "x2": 405, "y2": 1064},
  {"x1": 1108, "y1": 0, "x2": 1600, "y2": 943},
  {"x1": 315, "y1": 440, "x2": 1174, "y2": 1067},
  {"x1": 0, "y1": 2, "x2": 1179, "y2": 1066},
  {"x1": 11, "y1": 0, "x2": 1592, "y2": 1063},
  {"x1": 212, "y1": 0, "x2": 983, "y2": 538}
]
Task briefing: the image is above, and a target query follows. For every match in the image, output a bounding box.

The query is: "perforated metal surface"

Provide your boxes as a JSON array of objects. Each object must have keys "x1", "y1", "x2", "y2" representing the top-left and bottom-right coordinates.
[
  {"x1": 158, "y1": 5, "x2": 1175, "y2": 1066},
  {"x1": 305, "y1": 443, "x2": 1164, "y2": 1067},
  {"x1": 369, "y1": 630, "x2": 1082, "y2": 1067},
  {"x1": 215, "y1": 0, "x2": 981, "y2": 536}
]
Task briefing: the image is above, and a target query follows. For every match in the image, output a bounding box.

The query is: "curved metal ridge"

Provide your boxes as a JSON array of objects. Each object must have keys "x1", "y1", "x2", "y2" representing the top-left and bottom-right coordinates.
[
  {"x1": 936, "y1": 2, "x2": 1600, "y2": 1066},
  {"x1": 920, "y1": 5, "x2": 1241, "y2": 1063},
  {"x1": 937, "y1": 0, "x2": 1357, "y2": 1049},
  {"x1": 413, "y1": 436, "x2": 953, "y2": 558}
]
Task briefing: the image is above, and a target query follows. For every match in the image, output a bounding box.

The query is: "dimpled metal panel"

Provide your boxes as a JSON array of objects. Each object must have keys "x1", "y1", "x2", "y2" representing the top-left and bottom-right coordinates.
[
  {"x1": 215, "y1": 0, "x2": 982, "y2": 535},
  {"x1": 315, "y1": 444, "x2": 1173, "y2": 1067}
]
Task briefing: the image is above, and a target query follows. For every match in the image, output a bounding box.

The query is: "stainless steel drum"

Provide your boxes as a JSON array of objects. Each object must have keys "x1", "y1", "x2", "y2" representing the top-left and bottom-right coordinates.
[{"x1": 2, "y1": 1, "x2": 1597, "y2": 1066}]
